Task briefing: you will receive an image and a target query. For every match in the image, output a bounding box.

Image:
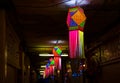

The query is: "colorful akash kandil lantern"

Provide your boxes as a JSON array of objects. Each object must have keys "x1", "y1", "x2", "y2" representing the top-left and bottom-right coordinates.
[
  {"x1": 43, "y1": 58, "x2": 55, "y2": 78},
  {"x1": 66, "y1": 6, "x2": 86, "y2": 59},
  {"x1": 53, "y1": 46, "x2": 62, "y2": 70}
]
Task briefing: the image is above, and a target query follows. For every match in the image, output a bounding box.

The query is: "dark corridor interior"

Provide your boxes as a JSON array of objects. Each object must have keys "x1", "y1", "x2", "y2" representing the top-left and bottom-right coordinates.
[{"x1": 0, "y1": 0, "x2": 120, "y2": 83}]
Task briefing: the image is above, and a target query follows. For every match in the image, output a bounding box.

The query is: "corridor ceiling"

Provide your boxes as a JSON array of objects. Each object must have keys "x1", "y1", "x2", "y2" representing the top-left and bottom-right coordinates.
[{"x1": 8, "y1": 0, "x2": 120, "y2": 68}]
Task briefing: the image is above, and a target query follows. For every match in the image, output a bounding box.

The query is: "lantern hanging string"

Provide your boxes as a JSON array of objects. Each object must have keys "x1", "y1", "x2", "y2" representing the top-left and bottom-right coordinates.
[{"x1": 75, "y1": 0, "x2": 84, "y2": 6}]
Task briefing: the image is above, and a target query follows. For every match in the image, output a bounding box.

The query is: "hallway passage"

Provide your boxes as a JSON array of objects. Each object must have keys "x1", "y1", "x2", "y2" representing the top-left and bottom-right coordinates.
[{"x1": 0, "y1": 0, "x2": 120, "y2": 83}]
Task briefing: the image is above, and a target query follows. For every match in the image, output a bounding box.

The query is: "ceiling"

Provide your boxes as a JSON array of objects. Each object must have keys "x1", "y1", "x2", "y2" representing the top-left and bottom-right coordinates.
[{"x1": 7, "y1": 0, "x2": 120, "y2": 70}]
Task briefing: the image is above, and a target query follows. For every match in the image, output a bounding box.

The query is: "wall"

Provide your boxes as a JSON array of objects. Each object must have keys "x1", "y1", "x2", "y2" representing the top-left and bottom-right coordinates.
[
  {"x1": 99, "y1": 60, "x2": 120, "y2": 83},
  {"x1": 6, "y1": 20, "x2": 31, "y2": 83},
  {"x1": 86, "y1": 24, "x2": 120, "y2": 83},
  {"x1": 0, "y1": 7, "x2": 31, "y2": 83},
  {"x1": 5, "y1": 15, "x2": 20, "y2": 83},
  {"x1": 6, "y1": 19, "x2": 20, "y2": 69},
  {"x1": 6, "y1": 65, "x2": 17, "y2": 83}
]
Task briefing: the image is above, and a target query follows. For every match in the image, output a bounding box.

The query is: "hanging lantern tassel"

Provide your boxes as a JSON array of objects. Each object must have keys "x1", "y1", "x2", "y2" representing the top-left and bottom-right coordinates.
[{"x1": 54, "y1": 57, "x2": 61, "y2": 70}]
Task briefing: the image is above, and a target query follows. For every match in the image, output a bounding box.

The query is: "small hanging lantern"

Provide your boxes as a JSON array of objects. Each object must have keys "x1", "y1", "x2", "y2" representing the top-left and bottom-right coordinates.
[{"x1": 53, "y1": 46, "x2": 62, "y2": 70}]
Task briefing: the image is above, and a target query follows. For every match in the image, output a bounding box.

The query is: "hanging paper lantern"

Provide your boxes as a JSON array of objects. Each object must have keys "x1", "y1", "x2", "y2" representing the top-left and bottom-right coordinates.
[
  {"x1": 67, "y1": 6, "x2": 86, "y2": 59},
  {"x1": 43, "y1": 58, "x2": 55, "y2": 78},
  {"x1": 67, "y1": 6, "x2": 86, "y2": 31},
  {"x1": 49, "y1": 58, "x2": 55, "y2": 75},
  {"x1": 53, "y1": 46, "x2": 62, "y2": 70}
]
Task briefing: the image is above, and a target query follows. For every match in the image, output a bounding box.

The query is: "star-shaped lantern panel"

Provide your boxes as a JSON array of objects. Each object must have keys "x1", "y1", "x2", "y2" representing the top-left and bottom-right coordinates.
[{"x1": 67, "y1": 6, "x2": 86, "y2": 31}]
